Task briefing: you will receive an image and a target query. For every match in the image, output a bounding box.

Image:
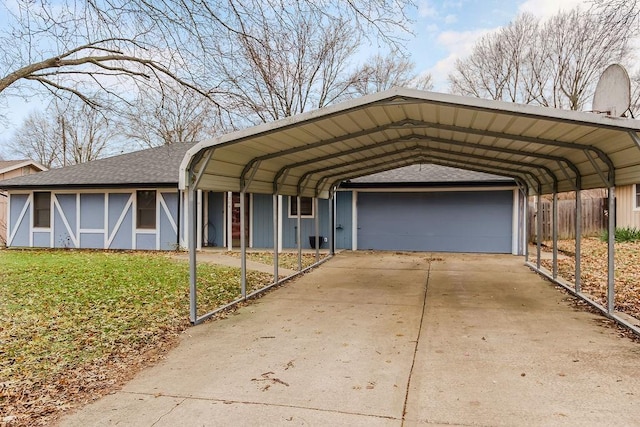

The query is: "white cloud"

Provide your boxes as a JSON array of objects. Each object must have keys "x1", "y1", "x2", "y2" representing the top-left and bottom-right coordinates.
[
  {"x1": 444, "y1": 14, "x2": 458, "y2": 24},
  {"x1": 418, "y1": 0, "x2": 438, "y2": 17},
  {"x1": 517, "y1": 0, "x2": 591, "y2": 19},
  {"x1": 426, "y1": 28, "x2": 496, "y2": 91}
]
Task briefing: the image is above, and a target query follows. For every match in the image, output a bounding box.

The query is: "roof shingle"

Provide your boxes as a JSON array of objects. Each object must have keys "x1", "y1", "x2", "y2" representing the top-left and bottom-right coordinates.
[{"x1": 0, "y1": 143, "x2": 193, "y2": 189}]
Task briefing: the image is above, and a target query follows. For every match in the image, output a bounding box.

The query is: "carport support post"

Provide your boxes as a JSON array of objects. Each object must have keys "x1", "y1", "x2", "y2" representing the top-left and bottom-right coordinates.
[
  {"x1": 536, "y1": 192, "x2": 542, "y2": 269},
  {"x1": 188, "y1": 186, "x2": 197, "y2": 323},
  {"x1": 330, "y1": 192, "x2": 335, "y2": 255},
  {"x1": 297, "y1": 196, "x2": 302, "y2": 271},
  {"x1": 314, "y1": 197, "x2": 319, "y2": 262},
  {"x1": 240, "y1": 191, "x2": 247, "y2": 299},
  {"x1": 552, "y1": 192, "x2": 558, "y2": 279},
  {"x1": 607, "y1": 186, "x2": 615, "y2": 314},
  {"x1": 273, "y1": 194, "x2": 279, "y2": 281},
  {"x1": 575, "y1": 189, "x2": 582, "y2": 293}
]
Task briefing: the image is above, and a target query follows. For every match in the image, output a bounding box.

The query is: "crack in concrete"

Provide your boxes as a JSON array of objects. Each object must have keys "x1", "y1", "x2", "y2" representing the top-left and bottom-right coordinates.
[
  {"x1": 122, "y1": 391, "x2": 400, "y2": 422},
  {"x1": 401, "y1": 257, "x2": 431, "y2": 426},
  {"x1": 150, "y1": 397, "x2": 187, "y2": 426}
]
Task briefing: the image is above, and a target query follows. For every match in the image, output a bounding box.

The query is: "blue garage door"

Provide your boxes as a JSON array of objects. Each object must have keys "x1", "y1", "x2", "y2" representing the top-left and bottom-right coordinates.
[{"x1": 357, "y1": 191, "x2": 513, "y2": 253}]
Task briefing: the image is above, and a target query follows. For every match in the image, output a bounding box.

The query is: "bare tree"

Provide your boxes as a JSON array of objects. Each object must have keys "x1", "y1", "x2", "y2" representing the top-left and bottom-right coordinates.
[
  {"x1": 448, "y1": 7, "x2": 634, "y2": 110},
  {"x1": 120, "y1": 83, "x2": 224, "y2": 147},
  {"x1": 205, "y1": 4, "x2": 363, "y2": 125},
  {"x1": 0, "y1": 0, "x2": 415, "y2": 125},
  {"x1": 10, "y1": 101, "x2": 115, "y2": 168},
  {"x1": 350, "y1": 52, "x2": 433, "y2": 96}
]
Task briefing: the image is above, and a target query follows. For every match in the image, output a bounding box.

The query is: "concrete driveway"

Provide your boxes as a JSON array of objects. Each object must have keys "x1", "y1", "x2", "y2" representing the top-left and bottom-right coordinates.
[{"x1": 60, "y1": 252, "x2": 640, "y2": 426}]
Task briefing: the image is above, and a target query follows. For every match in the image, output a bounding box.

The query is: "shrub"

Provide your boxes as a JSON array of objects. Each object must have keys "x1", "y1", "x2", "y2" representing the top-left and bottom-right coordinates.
[{"x1": 600, "y1": 226, "x2": 640, "y2": 243}]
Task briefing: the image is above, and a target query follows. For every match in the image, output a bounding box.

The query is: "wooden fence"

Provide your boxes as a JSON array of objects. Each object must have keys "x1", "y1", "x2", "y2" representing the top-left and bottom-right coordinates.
[{"x1": 528, "y1": 198, "x2": 607, "y2": 241}]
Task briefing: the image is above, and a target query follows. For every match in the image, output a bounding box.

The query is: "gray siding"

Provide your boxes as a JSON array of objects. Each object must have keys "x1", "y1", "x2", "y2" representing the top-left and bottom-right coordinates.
[
  {"x1": 7, "y1": 189, "x2": 184, "y2": 251},
  {"x1": 281, "y1": 197, "x2": 331, "y2": 249},
  {"x1": 357, "y1": 191, "x2": 513, "y2": 253},
  {"x1": 335, "y1": 192, "x2": 353, "y2": 249},
  {"x1": 9, "y1": 194, "x2": 30, "y2": 246},
  {"x1": 206, "y1": 192, "x2": 224, "y2": 247},
  {"x1": 252, "y1": 194, "x2": 274, "y2": 248},
  {"x1": 80, "y1": 194, "x2": 104, "y2": 229}
]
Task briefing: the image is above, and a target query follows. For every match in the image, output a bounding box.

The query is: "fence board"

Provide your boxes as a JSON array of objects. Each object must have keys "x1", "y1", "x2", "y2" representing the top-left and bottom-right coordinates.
[{"x1": 528, "y1": 198, "x2": 607, "y2": 241}]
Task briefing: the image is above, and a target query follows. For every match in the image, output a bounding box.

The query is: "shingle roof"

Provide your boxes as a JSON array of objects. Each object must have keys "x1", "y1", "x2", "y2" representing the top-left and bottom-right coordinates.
[
  {"x1": 0, "y1": 143, "x2": 193, "y2": 189},
  {"x1": 347, "y1": 164, "x2": 514, "y2": 184}
]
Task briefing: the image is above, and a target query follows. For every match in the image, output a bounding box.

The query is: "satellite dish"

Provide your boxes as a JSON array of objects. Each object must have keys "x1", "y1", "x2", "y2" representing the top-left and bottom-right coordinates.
[{"x1": 592, "y1": 64, "x2": 631, "y2": 117}]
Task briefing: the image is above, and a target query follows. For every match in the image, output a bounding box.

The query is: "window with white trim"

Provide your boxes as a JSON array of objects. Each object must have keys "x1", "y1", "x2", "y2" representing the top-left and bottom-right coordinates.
[
  {"x1": 289, "y1": 196, "x2": 314, "y2": 218},
  {"x1": 33, "y1": 191, "x2": 51, "y2": 228},
  {"x1": 635, "y1": 184, "x2": 640, "y2": 210},
  {"x1": 136, "y1": 190, "x2": 157, "y2": 229}
]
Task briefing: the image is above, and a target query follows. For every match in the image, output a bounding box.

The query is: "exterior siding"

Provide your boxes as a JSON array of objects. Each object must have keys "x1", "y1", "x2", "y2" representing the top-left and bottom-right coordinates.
[
  {"x1": 281, "y1": 197, "x2": 331, "y2": 249},
  {"x1": 1, "y1": 164, "x2": 44, "y2": 245},
  {"x1": 252, "y1": 193, "x2": 274, "y2": 248},
  {"x1": 335, "y1": 191, "x2": 353, "y2": 249},
  {"x1": 7, "y1": 189, "x2": 183, "y2": 250},
  {"x1": 205, "y1": 192, "x2": 224, "y2": 247},
  {"x1": 616, "y1": 184, "x2": 640, "y2": 228},
  {"x1": 9, "y1": 194, "x2": 30, "y2": 247}
]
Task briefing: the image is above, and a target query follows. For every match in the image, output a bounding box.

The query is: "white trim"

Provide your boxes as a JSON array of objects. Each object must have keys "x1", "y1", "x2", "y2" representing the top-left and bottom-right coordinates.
[
  {"x1": 196, "y1": 189, "x2": 202, "y2": 250},
  {"x1": 79, "y1": 228, "x2": 104, "y2": 233},
  {"x1": 249, "y1": 193, "x2": 254, "y2": 248},
  {"x1": 106, "y1": 194, "x2": 134, "y2": 248},
  {"x1": 634, "y1": 184, "x2": 640, "y2": 211},
  {"x1": 287, "y1": 195, "x2": 315, "y2": 218},
  {"x1": 159, "y1": 193, "x2": 178, "y2": 234},
  {"x1": 203, "y1": 191, "x2": 209, "y2": 245},
  {"x1": 52, "y1": 194, "x2": 79, "y2": 248},
  {"x1": 512, "y1": 189, "x2": 519, "y2": 255},
  {"x1": 352, "y1": 191, "x2": 358, "y2": 251},
  {"x1": 277, "y1": 195, "x2": 283, "y2": 253},
  {"x1": 337, "y1": 185, "x2": 517, "y2": 193},
  {"x1": 104, "y1": 193, "x2": 109, "y2": 248},
  {"x1": 7, "y1": 194, "x2": 30, "y2": 246},
  {"x1": 135, "y1": 229, "x2": 156, "y2": 234},
  {"x1": 76, "y1": 193, "x2": 81, "y2": 244},
  {"x1": 226, "y1": 191, "x2": 232, "y2": 251}
]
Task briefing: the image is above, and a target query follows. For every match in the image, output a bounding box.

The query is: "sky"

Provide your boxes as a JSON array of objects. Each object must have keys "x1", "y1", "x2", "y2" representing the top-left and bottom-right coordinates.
[
  {"x1": 408, "y1": 0, "x2": 591, "y2": 91},
  {"x1": 0, "y1": 0, "x2": 593, "y2": 158}
]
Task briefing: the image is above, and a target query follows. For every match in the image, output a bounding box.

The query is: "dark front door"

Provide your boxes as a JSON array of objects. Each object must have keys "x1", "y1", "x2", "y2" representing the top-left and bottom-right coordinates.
[{"x1": 231, "y1": 192, "x2": 250, "y2": 247}]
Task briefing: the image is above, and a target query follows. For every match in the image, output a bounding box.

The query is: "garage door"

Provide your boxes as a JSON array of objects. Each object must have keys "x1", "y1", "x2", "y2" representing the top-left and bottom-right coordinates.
[{"x1": 357, "y1": 191, "x2": 513, "y2": 253}]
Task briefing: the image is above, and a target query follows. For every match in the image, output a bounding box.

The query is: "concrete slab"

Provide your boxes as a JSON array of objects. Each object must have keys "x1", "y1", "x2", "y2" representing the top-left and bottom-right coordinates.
[{"x1": 59, "y1": 252, "x2": 640, "y2": 427}]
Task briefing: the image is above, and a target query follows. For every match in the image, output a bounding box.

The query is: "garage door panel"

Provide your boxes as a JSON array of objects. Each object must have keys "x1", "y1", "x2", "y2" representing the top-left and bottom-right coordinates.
[{"x1": 357, "y1": 191, "x2": 512, "y2": 253}]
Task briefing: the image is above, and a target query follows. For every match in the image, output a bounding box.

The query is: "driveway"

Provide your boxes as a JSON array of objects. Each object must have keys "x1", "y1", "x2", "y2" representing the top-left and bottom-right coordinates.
[{"x1": 60, "y1": 252, "x2": 640, "y2": 426}]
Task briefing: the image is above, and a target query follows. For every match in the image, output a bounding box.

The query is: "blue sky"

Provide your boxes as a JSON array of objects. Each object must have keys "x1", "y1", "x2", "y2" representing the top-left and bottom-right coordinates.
[
  {"x1": 409, "y1": 0, "x2": 591, "y2": 90},
  {"x1": 0, "y1": 0, "x2": 591, "y2": 156}
]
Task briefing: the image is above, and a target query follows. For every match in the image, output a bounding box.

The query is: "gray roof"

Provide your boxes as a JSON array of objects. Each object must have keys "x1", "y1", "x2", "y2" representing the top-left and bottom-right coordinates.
[
  {"x1": 0, "y1": 143, "x2": 194, "y2": 189},
  {"x1": 348, "y1": 164, "x2": 514, "y2": 184}
]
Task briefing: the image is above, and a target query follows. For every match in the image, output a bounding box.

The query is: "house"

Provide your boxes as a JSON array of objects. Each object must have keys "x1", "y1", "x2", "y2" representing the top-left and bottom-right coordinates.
[
  {"x1": 0, "y1": 143, "x2": 522, "y2": 253},
  {"x1": 615, "y1": 185, "x2": 640, "y2": 229},
  {"x1": 0, "y1": 159, "x2": 47, "y2": 246}
]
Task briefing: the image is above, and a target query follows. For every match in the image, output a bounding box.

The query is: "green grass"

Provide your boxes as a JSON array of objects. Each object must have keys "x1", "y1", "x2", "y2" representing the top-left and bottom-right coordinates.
[
  {"x1": 601, "y1": 227, "x2": 640, "y2": 243},
  {"x1": 0, "y1": 249, "x2": 272, "y2": 424}
]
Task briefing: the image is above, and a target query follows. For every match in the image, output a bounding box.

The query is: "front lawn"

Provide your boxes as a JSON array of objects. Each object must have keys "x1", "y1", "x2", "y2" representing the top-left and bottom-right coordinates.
[
  {"x1": 539, "y1": 238, "x2": 640, "y2": 320},
  {"x1": 0, "y1": 249, "x2": 272, "y2": 426}
]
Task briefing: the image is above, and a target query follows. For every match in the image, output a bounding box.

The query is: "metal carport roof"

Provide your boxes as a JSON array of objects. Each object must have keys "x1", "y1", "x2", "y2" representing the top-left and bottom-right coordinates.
[
  {"x1": 179, "y1": 87, "x2": 640, "y2": 197},
  {"x1": 180, "y1": 87, "x2": 640, "y2": 332}
]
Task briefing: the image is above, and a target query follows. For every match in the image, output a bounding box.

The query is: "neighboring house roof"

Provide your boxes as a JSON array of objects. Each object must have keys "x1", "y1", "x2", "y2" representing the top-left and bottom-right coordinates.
[
  {"x1": 341, "y1": 164, "x2": 515, "y2": 188},
  {"x1": 0, "y1": 143, "x2": 193, "y2": 190},
  {"x1": 0, "y1": 160, "x2": 47, "y2": 176}
]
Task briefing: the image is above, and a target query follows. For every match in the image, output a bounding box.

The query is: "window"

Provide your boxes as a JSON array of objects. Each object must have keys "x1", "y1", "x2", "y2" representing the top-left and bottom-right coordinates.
[
  {"x1": 636, "y1": 184, "x2": 640, "y2": 210},
  {"x1": 33, "y1": 192, "x2": 51, "y2": 228},
  {"x1": 136, "y1": 190, "x2": 156, "y2": 229},
  {"x1": 289, "y1": 196, "x2": 314, "y2": 218}
]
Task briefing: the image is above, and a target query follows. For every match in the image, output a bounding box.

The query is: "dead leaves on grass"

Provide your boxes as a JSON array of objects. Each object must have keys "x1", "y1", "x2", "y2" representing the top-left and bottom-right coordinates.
[{"x1": 540, "y1": 238, "x2": 640, "y2": 320}]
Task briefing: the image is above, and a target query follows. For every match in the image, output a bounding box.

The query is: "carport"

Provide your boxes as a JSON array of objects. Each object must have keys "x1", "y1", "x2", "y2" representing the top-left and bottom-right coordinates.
[{"x1": 179, "y1": 87, "x2": 640, "y2": 330}]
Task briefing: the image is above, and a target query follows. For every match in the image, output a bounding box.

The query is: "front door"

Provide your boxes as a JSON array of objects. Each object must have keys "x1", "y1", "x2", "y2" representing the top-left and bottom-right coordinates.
[{"x1": 231, "y1": 192, "x2": 250, "y2": 247}]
